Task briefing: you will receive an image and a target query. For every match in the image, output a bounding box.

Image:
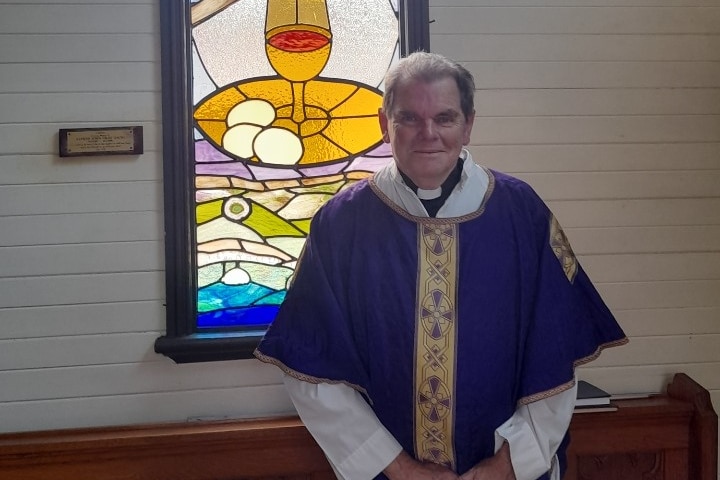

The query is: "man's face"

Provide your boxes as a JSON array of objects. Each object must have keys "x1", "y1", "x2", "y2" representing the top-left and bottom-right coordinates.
[{"x1": 379, "y1": 77, "x2": 474, "y2": 189}]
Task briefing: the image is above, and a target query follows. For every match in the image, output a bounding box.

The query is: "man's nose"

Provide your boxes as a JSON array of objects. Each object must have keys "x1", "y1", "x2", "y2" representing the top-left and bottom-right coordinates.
[{"x1": 418, "y1": 119, "x2": 439, "y2": 139}]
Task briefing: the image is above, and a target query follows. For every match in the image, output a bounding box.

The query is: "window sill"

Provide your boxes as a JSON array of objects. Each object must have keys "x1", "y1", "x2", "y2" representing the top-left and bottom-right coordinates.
[{"x1": 154, "y1": 331, "x2": 265, "y2": 363}]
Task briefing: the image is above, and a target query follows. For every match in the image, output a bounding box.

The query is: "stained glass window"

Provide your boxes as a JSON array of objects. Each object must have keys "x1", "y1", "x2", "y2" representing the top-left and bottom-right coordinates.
[{"x1": 156, "y1": 1, "x2": 429, "y2": 363}]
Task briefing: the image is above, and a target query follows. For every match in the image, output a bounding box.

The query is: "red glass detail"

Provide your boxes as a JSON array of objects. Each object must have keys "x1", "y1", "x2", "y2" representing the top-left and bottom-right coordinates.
[{"x1": 269, "y1": 30, "x2": 329, "y2": 52}]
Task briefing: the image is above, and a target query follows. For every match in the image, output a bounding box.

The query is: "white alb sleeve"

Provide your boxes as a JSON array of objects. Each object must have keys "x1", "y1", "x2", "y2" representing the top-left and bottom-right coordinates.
[
  {"x1": 494, "y1": 380, "x2": 577, "y2": 480},
  {"x1": 283, "y1": 375, "x2": 403, "y2": 480}
]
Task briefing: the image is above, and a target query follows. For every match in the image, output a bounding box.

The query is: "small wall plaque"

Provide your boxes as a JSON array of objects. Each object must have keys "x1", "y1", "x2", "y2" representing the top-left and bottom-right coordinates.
[{"x1": 59, "y1": 126, "x2": 143, "y2": 157}]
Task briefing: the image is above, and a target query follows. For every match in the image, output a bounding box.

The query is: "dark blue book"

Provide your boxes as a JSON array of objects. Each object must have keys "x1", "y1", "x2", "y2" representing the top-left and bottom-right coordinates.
[{"x1": 576, "y1": 380, "x2": 611, "y2": 407}]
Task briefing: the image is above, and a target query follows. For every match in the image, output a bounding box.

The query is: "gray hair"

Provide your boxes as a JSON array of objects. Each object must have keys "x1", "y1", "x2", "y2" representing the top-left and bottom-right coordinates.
[{"x1": 382, "y1": 51, "x2": 476, "y2": 120}]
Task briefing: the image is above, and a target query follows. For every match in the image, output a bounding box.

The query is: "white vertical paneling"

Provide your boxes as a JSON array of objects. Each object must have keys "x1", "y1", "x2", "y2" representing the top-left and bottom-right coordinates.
[{"x1": 0, "y1": 3, "x2": 717, "y2": 472}]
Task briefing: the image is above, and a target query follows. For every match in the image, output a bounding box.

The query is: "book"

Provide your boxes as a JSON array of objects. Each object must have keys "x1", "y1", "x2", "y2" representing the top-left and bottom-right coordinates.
[
  {"x1": 609, "y1": 392, "x2": 654, "y2": 401},
  {"x1": 575, "y1": 380, "x2": 611, "y2": 407},
  {"x1": 573, "y1": 404, "x2": 618, "y2": 414}
]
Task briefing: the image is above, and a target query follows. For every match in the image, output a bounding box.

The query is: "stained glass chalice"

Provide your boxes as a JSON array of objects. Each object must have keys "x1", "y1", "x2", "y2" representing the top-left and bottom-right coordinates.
[{"x1": 194, "y1": 0, "x2": 385, "y2": 168}]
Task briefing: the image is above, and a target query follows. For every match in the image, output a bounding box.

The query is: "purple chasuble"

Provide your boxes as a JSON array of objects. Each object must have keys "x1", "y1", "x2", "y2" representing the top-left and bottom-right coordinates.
[{"x1": 255, "y1": 169, "x2": 627, "y2": 479}]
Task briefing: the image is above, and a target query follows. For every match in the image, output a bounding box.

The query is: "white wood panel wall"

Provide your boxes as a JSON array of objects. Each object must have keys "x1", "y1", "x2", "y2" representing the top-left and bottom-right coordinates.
[
  {"x1": 0, "y1": 0, "x2": 718, "y2": 465},
  {"x1": 430, "y1": 0, "x2": 720, "y2": 429},
  {"x1": 0, "y1": 0, "x2": 295, "y2": 433}
]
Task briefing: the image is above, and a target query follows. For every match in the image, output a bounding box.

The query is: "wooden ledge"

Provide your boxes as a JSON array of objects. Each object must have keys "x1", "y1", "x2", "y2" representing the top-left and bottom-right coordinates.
[{"x1": 0, "y1": 416, "x2": 334, "y2": 480}]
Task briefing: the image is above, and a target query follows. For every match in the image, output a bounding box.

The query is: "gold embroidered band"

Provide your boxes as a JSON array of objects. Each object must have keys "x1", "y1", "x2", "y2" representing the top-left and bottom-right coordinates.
[
  {"x1": 549, "y1": 214, "x2": 578, "y2": 283},
  {"x1": 414, "y1": 223, "x2": 458, "y2": 469}
]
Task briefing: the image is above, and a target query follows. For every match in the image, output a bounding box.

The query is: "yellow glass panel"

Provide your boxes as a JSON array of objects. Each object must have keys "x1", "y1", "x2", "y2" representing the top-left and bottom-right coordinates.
[
  {"x1": 304, "y1": 80, "x2": 358, "y2": 111},
  {"x1": 239, "y1": 79, "x2": 294, "y2": 108},
  {"x1": 194, "y1": 87, "x2": 247, "y2": 120},
  {"x1": 273, "y1": 117, "x2": 300, "y2": 134},
  {"x1": 322, "y1": 116, "x2": 383, "y2": 154},
  {"x1": 299, "y1": 120, "x2": 329, "y2": 138},
  {"x1": 330, "y1": 87, "x2": 382, "y2": 117},
  {"x1": 300, "y1": 134, "x2": 349, "y2": 164},
  {"x1": 196, "y1": 120, "x2": 227, "y2": 145}
]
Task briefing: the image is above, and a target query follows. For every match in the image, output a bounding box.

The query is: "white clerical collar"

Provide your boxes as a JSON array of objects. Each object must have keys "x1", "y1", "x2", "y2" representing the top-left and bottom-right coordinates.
[
  {"x1": 417, "y1": 187, "x2": 442, "y2": 200},
  {"x1": 371, "y1": 148, "x2": 489, "y2": 218}
]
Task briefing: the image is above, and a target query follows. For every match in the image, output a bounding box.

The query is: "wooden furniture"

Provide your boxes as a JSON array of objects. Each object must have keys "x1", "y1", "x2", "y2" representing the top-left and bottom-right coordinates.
[
  {"x1": 0, "y1": 416, "x2": 335, "y2": 480},
  {"x1": 566, "y1": 373, "x2": 717, "y2": 480},
  {"x1": 0, "y1": 373, "x2": 716, "y2": 480}
]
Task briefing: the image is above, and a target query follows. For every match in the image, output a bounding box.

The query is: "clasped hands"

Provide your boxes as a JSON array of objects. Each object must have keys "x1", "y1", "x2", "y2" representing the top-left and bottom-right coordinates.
[{"x1": 384, "y1": 443, "x2": 516, "y2": 480}]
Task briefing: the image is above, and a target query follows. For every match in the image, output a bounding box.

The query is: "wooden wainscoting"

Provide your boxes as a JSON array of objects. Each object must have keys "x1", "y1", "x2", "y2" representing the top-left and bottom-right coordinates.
[
  {"x1": 0, "y1": 415, "x2": 335, "y2": 480},
  {"x1": 0, "y1": 373, "x2": 716, "y2": 480}
]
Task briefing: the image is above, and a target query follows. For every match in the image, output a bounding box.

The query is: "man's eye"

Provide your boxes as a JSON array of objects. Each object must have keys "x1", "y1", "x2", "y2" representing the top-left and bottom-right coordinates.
[
  {"x1": 436, "y1": 115, "x2": 456, "y2": 125},
  {"x1": 398, "y1": 114, "x2": 418, "y2": 125}
]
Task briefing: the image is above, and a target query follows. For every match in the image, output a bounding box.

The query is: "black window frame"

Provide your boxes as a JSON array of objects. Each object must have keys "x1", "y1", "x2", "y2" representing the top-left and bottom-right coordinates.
[{"x1": 155, "y1": 0, "x2": 430, "y2": 363}]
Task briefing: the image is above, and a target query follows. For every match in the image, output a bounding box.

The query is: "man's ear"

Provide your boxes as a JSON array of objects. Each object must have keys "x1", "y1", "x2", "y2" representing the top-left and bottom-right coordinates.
[{"x1": 378, "y1": 108, "x2": 390, "y2": 143}]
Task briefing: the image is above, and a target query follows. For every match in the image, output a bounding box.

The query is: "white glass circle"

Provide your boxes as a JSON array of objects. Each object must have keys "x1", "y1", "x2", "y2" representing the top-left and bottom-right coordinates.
[
  {"x1": 222, "y1": 124, "x2": 263, "y2": 158},
  {"x1": 227, "y1": 99, "x2": 276, "y2": 127},
  {"x1": 254, "y1": 128, "x2": 303, "y2": 165}
]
